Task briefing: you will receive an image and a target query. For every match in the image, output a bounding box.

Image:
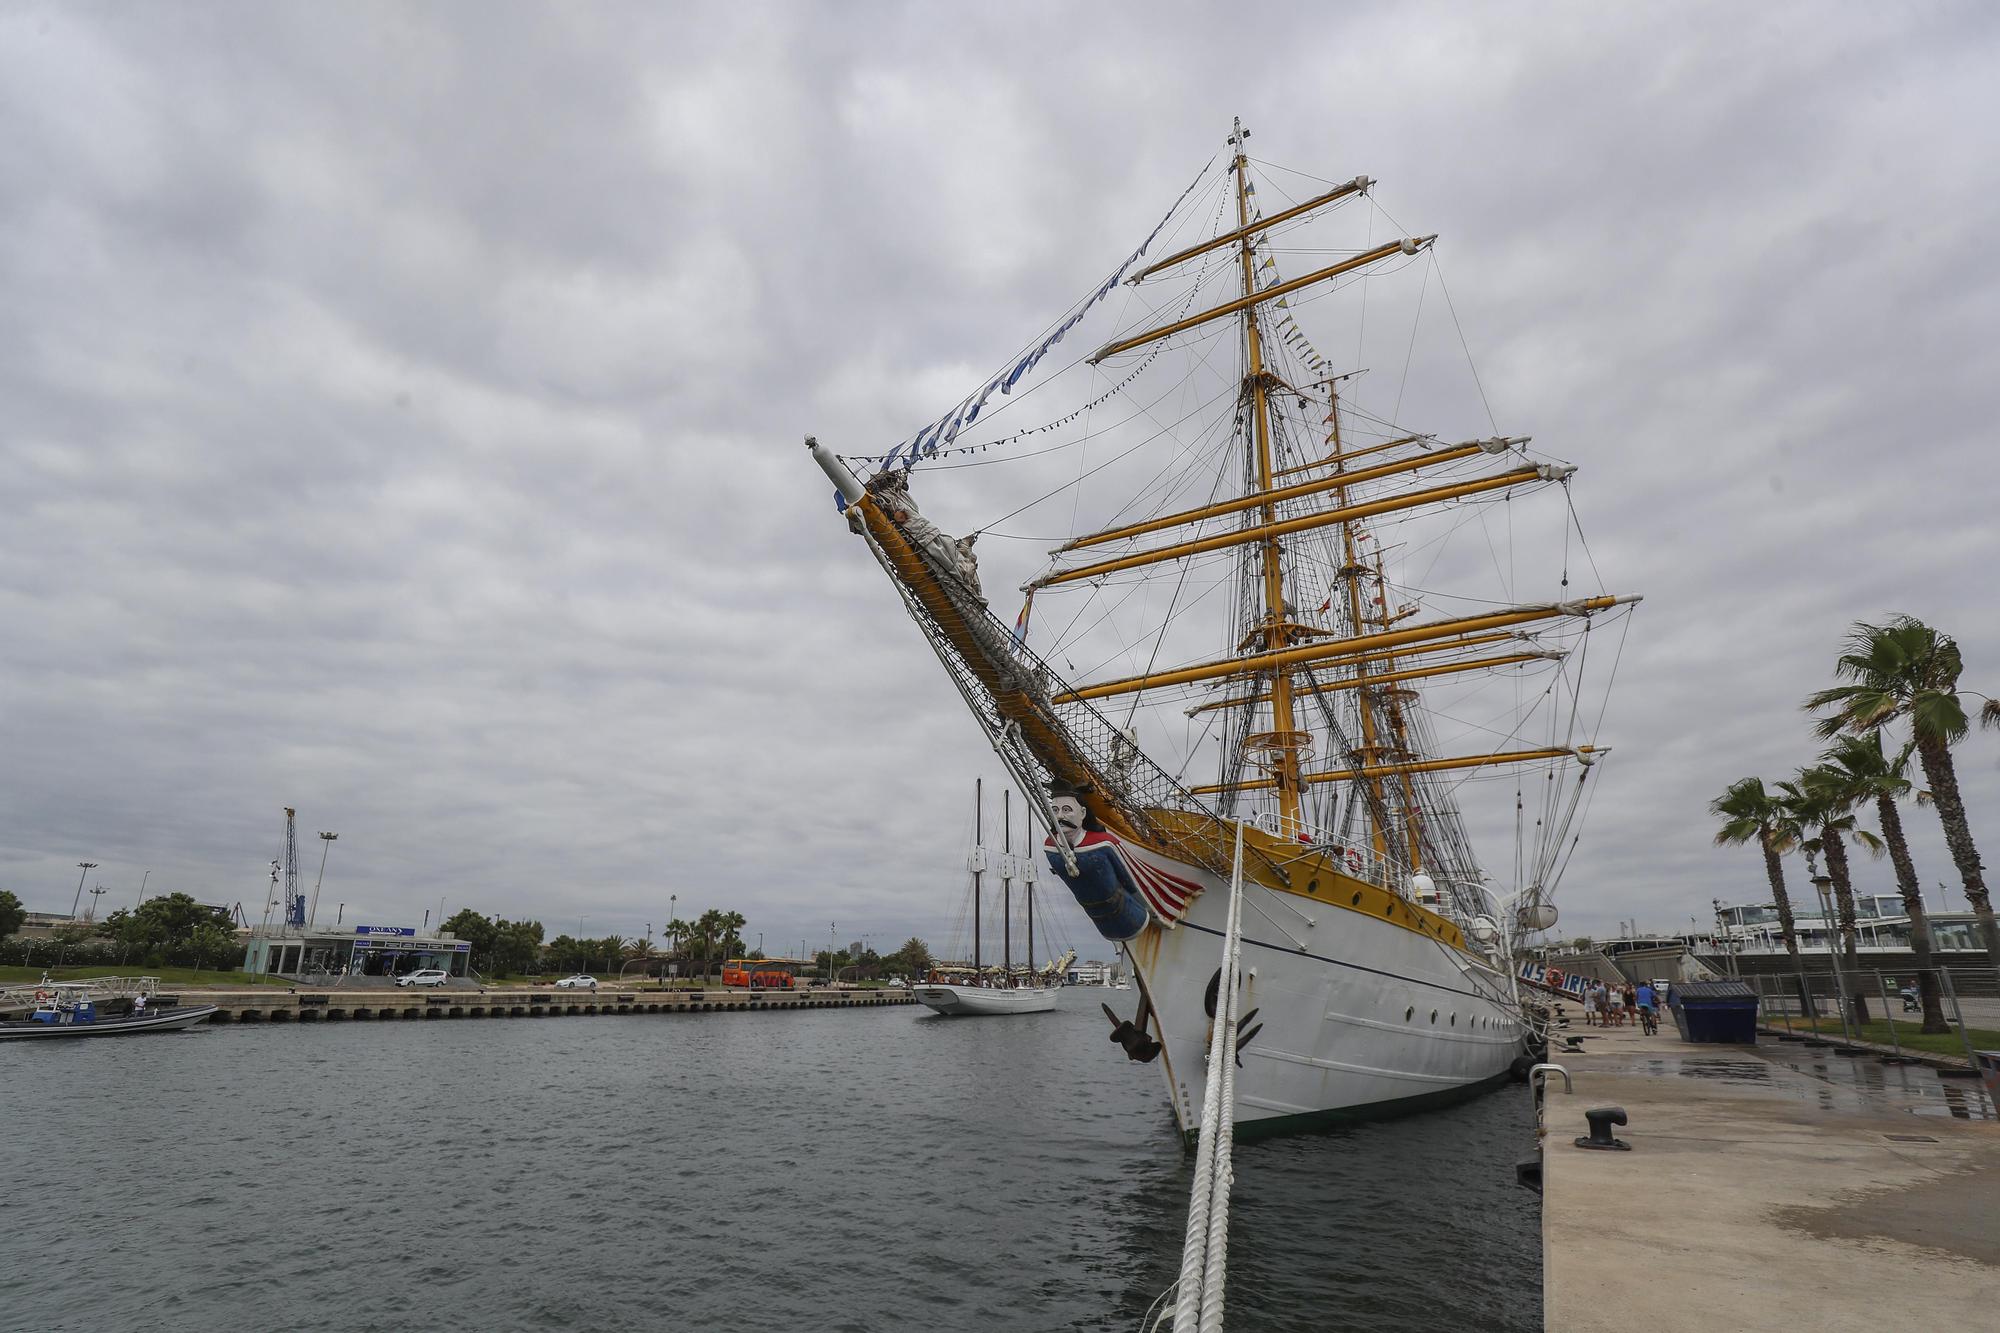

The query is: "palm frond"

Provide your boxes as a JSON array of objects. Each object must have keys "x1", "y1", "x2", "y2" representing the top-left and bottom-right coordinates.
[{"x1": 1909, "y1": 689, "x2": 1969, "y2": 745}]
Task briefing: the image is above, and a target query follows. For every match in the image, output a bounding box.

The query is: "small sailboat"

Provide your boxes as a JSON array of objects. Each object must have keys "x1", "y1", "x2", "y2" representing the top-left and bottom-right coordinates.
[{"x1": 913, "y1": 779, "x2": 1066, "y2": 1016}]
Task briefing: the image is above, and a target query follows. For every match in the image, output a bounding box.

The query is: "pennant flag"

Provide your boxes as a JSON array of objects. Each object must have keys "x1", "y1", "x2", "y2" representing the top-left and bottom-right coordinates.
[
  {"x1": 1011, "y1": 590, "x2": 1036, "y2": 646},
  {"x1": 878, "y1": 157, "x2": 1211, "y2": 468}
]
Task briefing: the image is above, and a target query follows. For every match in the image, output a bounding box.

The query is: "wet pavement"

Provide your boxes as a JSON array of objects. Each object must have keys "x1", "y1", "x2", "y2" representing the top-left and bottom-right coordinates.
[{"x1": 1539, "y1": 1021, "x2": 1998, "y2": 1332}]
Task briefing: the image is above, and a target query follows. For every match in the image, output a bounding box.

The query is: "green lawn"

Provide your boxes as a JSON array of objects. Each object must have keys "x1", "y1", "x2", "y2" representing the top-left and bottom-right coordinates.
[
  {"x1": 1770, "y1": 1014, "x2": 2000, "y2": 1058},
  {"x1": 0, "y1": 965, "x2": 295, "y2": 988}
]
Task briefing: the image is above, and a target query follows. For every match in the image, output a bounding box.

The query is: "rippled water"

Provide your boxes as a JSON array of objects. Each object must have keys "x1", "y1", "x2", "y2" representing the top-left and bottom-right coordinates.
[{"x1": 0, "y1": 990, "x2": 1540, "y2": 1331}]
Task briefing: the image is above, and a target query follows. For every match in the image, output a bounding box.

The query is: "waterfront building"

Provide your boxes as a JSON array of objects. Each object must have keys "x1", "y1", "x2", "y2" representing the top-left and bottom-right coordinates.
[
  {"x1": 1708, "y1": 895, "x2": 1986, "y2": 956},
  {"x1": 240, "y1": 923, "x2": 471, "y2": 981}
]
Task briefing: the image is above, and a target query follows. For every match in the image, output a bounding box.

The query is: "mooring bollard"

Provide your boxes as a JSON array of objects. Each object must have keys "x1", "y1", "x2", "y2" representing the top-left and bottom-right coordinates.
[{"x1": 1574, "y1": 1105, "x2": 1630, "y2": 1151}]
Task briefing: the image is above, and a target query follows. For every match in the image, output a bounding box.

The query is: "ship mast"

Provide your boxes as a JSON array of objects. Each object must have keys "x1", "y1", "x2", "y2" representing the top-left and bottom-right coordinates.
[
  {"x1": 1327, "y1": 380, "x2": 1392, "y2": 862},
  {"x1": 1231, "y1": 117, "x2": 1306, "y2": 836},
  {"x1": 972, "y1": 777, "x2": 982, "y2": 976}
]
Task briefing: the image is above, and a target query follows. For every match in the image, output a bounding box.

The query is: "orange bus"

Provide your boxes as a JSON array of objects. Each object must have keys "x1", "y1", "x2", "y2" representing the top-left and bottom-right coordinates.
[{"x1": 720, "y1": 958, "x2": 802, "y2": 989}]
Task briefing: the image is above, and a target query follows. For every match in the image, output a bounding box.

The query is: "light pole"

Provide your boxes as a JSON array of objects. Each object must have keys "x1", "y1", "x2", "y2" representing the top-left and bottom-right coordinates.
[
  {"x1": 1810, "y1": 870, "x2": 1858, "y2": 1044},
  {"x1": 829, "y1": 922, "x2": 837, "y2": 986},
  {"x1": 260, "y1": 861, "x2": 281, "y2": 933},
  {"x1": 87, "y1": 886, "x2": 107, "y2": 921},
  {"x1": 669, "y1": 895, "x2": 678, "y2": 971},
  {"x1": 309, "y1": 832, "x2": 338, "y2": 929},
  {"x1": 71, "y1": 862, "x2": 98, "y2": 919},
  {"x1": 136, "y1": 869, "x2": 150, "y2": 911}
]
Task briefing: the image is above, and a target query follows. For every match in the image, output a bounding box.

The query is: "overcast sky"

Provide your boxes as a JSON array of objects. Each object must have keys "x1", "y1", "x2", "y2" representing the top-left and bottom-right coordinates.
[{"x1": 4, "y1": 1, "x2": 1997, "y2": 956}]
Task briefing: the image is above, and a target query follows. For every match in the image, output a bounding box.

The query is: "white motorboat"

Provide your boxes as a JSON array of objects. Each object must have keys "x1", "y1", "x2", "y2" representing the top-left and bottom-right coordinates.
[{"x1": 0, "y1": 983, "x2": 217, "y2": 1041}]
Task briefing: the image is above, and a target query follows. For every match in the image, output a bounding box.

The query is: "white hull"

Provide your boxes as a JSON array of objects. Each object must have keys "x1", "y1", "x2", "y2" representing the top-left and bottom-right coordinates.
[
  {"x1": 912, "y1": 983, "x2": 1061, "y2": 1016},
  {"x1": 1120, "y1": 849, "x2": 1524, "y2": 1137}
]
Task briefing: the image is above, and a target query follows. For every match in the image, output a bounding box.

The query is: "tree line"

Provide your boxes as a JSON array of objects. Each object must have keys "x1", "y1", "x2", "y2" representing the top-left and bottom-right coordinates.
[
  {"x1": 1712, "y1": 615, "x2": 1998, "y2": 1033},
  {"x1": 441, "y1": 908, "x2": 934, "y2": 983},
  {"x1": 0, "y1": 891, "x2": 241, "y2": 970},
  {"x1": 0, "y1": 886, "x2": 941, "y2": 989}
]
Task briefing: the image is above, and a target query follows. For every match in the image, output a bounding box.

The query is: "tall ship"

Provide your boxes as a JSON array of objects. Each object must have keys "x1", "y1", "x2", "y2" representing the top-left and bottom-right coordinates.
[{"x1": 808, "y1": 120, "x2": 1638, "y2": 1139}]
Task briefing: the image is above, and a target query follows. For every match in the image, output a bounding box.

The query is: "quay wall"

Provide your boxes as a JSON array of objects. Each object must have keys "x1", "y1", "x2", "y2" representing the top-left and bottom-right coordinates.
[{"x1": 168, "y1": 987, "x2": 917, "y2": 1024}]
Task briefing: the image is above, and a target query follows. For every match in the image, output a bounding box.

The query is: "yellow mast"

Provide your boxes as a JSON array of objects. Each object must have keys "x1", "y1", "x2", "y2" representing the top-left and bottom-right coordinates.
[
  {"x1": 1232, "y1": 117, "x2": 1305, "y2": 835},
  {"x1": 1368, "y1": 546, "x2": 1428, "y2": 869},
  {"x1": 1327, "y1": 380, "x2": 1392, "y2": 861}
]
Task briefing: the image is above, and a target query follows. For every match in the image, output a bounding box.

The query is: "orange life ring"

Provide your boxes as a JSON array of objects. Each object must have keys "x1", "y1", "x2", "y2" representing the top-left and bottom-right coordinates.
[
  {"x1": 1545, "y1": 968, "x2": 1565, "y2": 989},
  {"x1": 1344, "y1": 847, "x2": 1364, "y2": 874},
  {"x1": 34, "y1": 989, "x2": 51, "y2": 1002}
]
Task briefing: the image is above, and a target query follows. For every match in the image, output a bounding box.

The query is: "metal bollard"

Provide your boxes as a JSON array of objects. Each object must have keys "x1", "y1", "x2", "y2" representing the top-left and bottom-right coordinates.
[{"x1": 1574, "y1": 1105, "x2": 1631, "y2": 1151}]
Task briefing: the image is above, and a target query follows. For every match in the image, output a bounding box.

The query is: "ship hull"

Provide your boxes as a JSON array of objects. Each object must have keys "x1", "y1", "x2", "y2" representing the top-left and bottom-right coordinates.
[
  {"x1": 911, "y1": 983, "x2": 1061, "y2": 1016},
  {"x1": 1082, "y1": 839, "x2": 1525, "y2": 1139}
]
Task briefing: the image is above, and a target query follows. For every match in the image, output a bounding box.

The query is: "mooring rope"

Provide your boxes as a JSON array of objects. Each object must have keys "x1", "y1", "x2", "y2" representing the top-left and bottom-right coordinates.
[{"x1": 1155, "y1": 819, "x2": 1247, "y2": 1333}]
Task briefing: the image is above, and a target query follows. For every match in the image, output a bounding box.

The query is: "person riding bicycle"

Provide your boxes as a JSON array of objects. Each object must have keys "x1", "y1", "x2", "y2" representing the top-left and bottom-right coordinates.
[{"x1": 1635, "y1": 981, "x2": 1659, "y2": 1034}]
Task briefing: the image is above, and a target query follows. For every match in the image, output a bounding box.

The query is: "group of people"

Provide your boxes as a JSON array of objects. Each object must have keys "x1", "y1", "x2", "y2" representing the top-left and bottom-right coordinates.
[{"x1": 1583, "y1": 979, "x2": 1661, "y2": 1030}]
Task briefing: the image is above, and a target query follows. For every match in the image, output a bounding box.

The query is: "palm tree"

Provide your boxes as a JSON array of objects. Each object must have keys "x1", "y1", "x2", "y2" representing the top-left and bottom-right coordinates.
[
  {"x1": 1808, "y1": 615, "x2": 2000, "y2": 963},
  {"x1": 1710, "y1": 776, "x2": 1803, "y2": 968},
  {"x1": 1787, "y1": 767, "x2": 1875, "y2": 1023},
  {"x1": 1819, "y1": 733, "x2": 1949, "y2": 1032},
  {"x1": 620, "y1": 936, "x2": 658, "y2": 981}
]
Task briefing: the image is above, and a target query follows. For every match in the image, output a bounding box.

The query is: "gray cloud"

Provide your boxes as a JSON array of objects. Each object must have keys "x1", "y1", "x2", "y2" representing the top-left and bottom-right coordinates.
[{"x1": 3, "y1": 1, "x2": 1997, "y2": 954}]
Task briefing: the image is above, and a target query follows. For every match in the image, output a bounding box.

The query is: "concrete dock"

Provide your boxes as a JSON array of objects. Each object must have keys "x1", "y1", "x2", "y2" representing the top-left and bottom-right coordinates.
[
  {"x1": 1540, "y1": 1020, "x2": 1997, "y2": 1331},
  {"x1": 143, "y1": 984, "x2": 916, "y2": 1023}
]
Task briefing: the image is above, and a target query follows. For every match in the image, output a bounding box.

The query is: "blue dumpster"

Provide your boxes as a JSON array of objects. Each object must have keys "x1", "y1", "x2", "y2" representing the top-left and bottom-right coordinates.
[{"x1": 1669, "y1": 980, "x2": 1759, "y2": 1043}]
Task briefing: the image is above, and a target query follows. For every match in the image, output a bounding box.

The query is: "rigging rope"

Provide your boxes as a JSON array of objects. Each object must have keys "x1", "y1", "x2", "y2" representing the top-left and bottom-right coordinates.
[{"x1": 1154, "y1": 819, "x2": 1247, "y2": 1333}]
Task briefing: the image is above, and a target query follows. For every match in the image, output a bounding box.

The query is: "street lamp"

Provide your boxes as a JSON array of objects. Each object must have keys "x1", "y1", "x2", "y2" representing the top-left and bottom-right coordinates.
[
  {"x1": 71, "y1": 862, "x2": 98, "y2": 919},
  {"x1": 87, "y1": 886, "x2": 107, "y2": 921},
  {"x1": 309, "y1": 832, "x2": 338, "y2": 929},
  {"x1": 829, "y1": 921, "x2": 837, "y2": 986},
  {"x1": 135, "y1": 869, "x2": 150, "y2": 911}
]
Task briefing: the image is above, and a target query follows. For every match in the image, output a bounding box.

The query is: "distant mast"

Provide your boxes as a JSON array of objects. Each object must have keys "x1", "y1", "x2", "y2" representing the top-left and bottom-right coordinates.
[
  {"x1": 1026, "y1": 806, "x2": 1036, "y2": 978},
  {"x1": 972, "y1": 777, "x2": 983, "y2": 976},
  {"x1": 1002, "y1": 788, "x2": 1013, "y2": 984}
]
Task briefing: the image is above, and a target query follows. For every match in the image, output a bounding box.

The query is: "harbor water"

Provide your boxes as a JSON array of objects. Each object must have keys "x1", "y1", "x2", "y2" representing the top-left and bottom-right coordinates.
[{"x1": 0, "y1": 988, "x2": 1539, "y2": 1331}]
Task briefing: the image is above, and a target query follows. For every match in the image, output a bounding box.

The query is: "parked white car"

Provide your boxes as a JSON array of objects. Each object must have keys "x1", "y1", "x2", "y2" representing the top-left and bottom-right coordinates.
[
  {"x1": 396, "y1": 969, "x2": 451, "y2": 988},
  {"x1": 554, "y1": 974, "x2": 598, "y2": 990}
]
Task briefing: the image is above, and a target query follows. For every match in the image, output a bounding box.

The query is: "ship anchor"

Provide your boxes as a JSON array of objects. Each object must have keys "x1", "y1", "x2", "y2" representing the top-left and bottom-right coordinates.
[
  {"x1": 1100, "y1": 997, "x2": 1162, "y2": 1063},
  {"x1": 1204, "y1": 967, "x2": 1263, "y2": 1066}
]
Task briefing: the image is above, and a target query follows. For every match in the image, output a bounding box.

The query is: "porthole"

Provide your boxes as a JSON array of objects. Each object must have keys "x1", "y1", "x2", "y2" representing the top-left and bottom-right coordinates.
[
  {"x1": 1352, "y1": 892, "x2": 1363, "y2": 906},
  {"x1": 1450, "y1": 1013, "x2": 1457, "y2": 1025},
  {"x1": 1430, "y1": 1009, "x2": 1438, "y2": 1023},
  {"x1": 1405, "y1": 1006, "x2": 1414, "y2": 1022},
  {"x1": 1307, "y1": 878, "x2": 1319, "y2": 894},
  {"x1": 1383, "y1": 902, "x2": 1394, "y2": 916}
]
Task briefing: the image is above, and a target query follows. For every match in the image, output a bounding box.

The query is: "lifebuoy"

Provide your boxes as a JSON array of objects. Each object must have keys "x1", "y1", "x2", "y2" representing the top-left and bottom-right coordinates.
[
  {"x1": 1344, "y1": 847, "x2": 1364, "y2": 874},
  {"x1": 34, "y1": 989, "x2": 51, "y2": 1002},
  {"x1": 1545, "y1": 968, "x2": 1564, "y2": 989}
]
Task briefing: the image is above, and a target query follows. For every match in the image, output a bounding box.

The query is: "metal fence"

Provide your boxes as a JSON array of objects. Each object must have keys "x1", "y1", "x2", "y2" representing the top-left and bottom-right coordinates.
[{"x1": 1743, "y1": 964, "x2": 1999, "y2": 1077}]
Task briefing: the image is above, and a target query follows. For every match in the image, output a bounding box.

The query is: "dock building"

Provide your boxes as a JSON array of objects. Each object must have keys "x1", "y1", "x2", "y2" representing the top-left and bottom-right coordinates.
[{"x1": 241, "y1": 923, "x2": 471, "y2": 981}]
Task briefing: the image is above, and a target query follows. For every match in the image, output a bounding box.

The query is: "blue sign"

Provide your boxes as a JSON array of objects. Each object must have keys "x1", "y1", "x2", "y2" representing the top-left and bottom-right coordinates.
[{"x1": 354, "y1": 925, "x2": 416, "y2": 937}]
